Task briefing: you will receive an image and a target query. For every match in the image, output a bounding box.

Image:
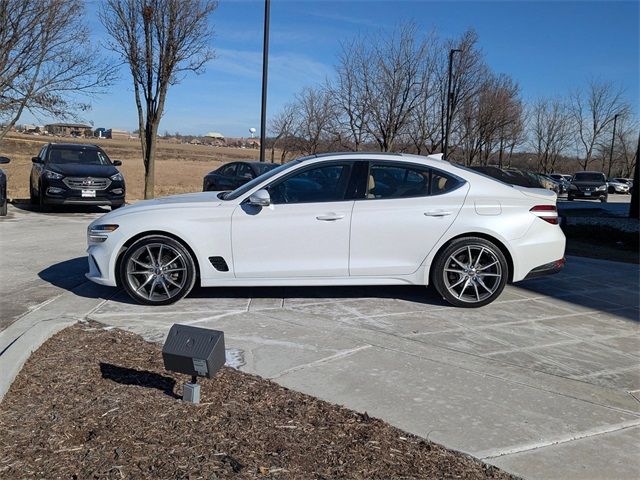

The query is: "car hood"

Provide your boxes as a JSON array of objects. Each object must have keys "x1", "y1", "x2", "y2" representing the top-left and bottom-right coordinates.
[
  {"x1": 106, "y1": 191, "x2": 223, "y2": 217},
  {"x1": 48, "y1": 163, "x2": 119, "y2": 177}
]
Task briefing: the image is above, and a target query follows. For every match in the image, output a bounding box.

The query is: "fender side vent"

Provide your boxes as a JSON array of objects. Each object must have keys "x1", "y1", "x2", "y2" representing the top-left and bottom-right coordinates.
[{"x1": 209, "y1": 256, "x2": 229, "y2": 272}]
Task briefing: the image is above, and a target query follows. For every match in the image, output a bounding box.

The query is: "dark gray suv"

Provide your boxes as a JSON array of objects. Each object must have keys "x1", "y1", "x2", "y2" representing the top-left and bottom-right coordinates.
[{"x1": 0, "y1": 156, "x2": 10, "y2": 216}]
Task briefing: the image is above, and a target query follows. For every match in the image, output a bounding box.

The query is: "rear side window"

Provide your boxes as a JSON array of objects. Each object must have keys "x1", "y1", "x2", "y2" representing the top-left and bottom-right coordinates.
[{"x1": 367, "y1": 163, "x2": 463, "y2": 199}]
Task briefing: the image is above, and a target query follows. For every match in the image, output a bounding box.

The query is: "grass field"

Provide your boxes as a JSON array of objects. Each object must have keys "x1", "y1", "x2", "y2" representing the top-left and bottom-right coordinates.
[{"x1": 0, "y1": 133, "x2": 266, "y2": 200}]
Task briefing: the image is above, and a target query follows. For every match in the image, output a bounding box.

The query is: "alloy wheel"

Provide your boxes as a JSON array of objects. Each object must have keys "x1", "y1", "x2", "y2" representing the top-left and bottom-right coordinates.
[
  {"x1": 442, "y1": 244, "x2": 503, "y2": 304},
  {"x1": 125, "y1": 242, "x2": 188, "y2": 302}
]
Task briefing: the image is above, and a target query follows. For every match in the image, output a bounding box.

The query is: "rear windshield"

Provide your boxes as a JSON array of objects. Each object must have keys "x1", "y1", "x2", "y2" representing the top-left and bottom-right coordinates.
[
  {"x1": 48, "y1": 148, "x2": 111, "y2": 165},
  {"x1": 573, "y1": 172, "x2": 605, "y2": 182}
]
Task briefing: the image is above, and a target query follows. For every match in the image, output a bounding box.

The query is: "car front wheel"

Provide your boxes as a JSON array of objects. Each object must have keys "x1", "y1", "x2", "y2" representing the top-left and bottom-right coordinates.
[
  {"x1": 432, "y1": 237, "x2": 508, "y2": 308},
  {"x1": 120, "y1": 235, "x2": 197, "y2": 305},
  {"x1": 0, "y1": 197, "x2": 7, "y2": 216}
]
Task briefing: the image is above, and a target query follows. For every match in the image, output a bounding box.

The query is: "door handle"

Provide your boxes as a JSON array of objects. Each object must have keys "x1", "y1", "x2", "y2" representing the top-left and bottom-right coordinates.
[
  {"x1": 316, "y1": 213, "x2": 345, "y2": 221},
  {"x1": 424, "y1": 210, "x2": 452, "y2": 217}
]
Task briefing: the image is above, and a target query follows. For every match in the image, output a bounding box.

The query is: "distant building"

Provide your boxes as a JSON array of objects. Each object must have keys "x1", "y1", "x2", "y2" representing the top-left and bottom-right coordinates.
[
  {"x1": 106, "y1": 128, "x2": 129, "y2": 140},
  {"x1": 94, "y1": 127, "x2": 107, "y2": 138},
  {"x1": 45, "y1": 123, "x2": 92, "y2": 136},
  {"x1": 204, "y1": 131, "x2": 225, "y2": 140}
]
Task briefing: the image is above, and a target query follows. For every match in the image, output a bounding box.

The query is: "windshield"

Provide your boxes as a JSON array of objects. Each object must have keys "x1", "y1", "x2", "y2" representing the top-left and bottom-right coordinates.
[
  {"x1": 48, "y1": 148, "x2": 111, "y2": 165},
  {"x1": 223, "y1": 160, "x2": 301, "y2": 200},
  {"x1": 573, "y1": 172, "x2": 605, "y2": 183}
]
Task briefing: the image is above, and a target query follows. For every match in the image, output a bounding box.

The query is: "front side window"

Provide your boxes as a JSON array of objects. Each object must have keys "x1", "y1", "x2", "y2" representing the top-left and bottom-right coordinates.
[
  {"x1": 47, "y1": 148, "x2": 111, "y2": 165},
  {"x1": 268, "y1": 163, "x2": 352, "y2": 204},
  {"x1": 237, "y1": 163, "x2": 254, "y2": 179},
  {"x1": 219, "y1": 163, "x2": 237, "y2": 177}
]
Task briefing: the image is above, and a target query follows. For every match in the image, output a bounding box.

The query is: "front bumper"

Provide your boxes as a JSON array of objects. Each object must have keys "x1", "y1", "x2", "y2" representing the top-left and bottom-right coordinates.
[
  {"x1": 569, "y1": 190, "x2": 607, "y2": 199},
  {"x1": 42, "y1": 177, "x2": 125, "y2": 206}
]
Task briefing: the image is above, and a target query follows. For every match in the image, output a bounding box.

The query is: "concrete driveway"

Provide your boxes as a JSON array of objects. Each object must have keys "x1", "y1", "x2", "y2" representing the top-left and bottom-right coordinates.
[{"x1": 1, "y1": 203, "x2": 639, "y2": 480}]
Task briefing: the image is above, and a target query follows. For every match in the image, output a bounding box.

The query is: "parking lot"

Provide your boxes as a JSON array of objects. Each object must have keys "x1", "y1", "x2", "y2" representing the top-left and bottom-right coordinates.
[{"x1": 1, "y1": 199, "x2": 639, "y2": 479}]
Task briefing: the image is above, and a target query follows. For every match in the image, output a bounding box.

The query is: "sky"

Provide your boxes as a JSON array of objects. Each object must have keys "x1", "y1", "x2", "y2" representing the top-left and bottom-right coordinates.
[{"x1": 20, "y1": 0, "x2": 640, "y2": 137}]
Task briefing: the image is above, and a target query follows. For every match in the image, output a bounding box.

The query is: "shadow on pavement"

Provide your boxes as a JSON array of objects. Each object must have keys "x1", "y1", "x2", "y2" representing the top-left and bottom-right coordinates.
[
  {"x1": 99, "y1": 362, "x2": 178, "y2": 398},
  {"x1": 38, "y1": 257, "x2": 115, "y2": 301},
  {"x1": 11, "y1": 199, "x2": 111, "y2": 215}
]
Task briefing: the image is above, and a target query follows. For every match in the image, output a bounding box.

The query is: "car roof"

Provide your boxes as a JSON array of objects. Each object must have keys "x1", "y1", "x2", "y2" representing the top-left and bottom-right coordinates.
[{"x1": 48, "y1": 143, "x2": 100, "y2": 150}]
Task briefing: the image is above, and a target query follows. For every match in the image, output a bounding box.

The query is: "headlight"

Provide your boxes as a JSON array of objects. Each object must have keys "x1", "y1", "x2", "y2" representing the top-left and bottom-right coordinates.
[
  {"x1": 88, "y1": 224, "x2": 119, "y2": 243},
  {"x1": 44, "y1": 169, "x2": 64, "y2": 180},
  {"x1": 596, "y1": 185, "x2": 606, "y2": 191},
  {"x1": 110, "y1": 172, "x2": 124, "y2": 181}
]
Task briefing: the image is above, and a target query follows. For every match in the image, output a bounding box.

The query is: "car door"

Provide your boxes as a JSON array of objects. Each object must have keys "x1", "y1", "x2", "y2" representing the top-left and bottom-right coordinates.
[
  {"x1": 349, "y1": 161, "x2": 468, "y2": 276},
  {"x1": 231, "y1": 161, "x2": 355, "y2": 278}
]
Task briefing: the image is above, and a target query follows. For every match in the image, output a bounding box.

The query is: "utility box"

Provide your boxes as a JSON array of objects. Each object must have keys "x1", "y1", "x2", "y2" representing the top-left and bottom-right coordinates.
[{"x1": 162, "y1": 324, "x2": 225, "y2": 379}]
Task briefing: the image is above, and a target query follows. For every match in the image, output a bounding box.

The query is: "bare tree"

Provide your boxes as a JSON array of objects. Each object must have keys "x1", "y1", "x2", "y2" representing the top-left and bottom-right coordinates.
[
  {"x1": 529, "y1": 98, "x2": 573, "y2": 173},
  {"x1": 269, "y1": 102, "x2": 298, "y2": 163},
  {"x1": 101, "y1": 0, "x2": 217, "y2": 198},
  {"x1": 294, "y1": 86, "x2": 335, "y2": 155},
  {"x1": 0, "y1": 0, "x2": 113, "y2": 141},
  {"x1": 569, "y1": 79, "x2": 631, "y2": 171},
  {"x1": 357, "y1": 24, "x2": 430, "y2": 151}
]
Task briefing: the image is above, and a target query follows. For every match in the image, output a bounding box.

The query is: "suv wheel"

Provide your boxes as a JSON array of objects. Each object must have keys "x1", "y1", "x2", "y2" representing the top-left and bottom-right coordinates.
[
  {"x1": 0, "y1": 197, "x2": 7, "y2": 216},
  {"x1": 120, "y1": 235, "x2": 197, "y2": 305},
  {"x1": 432, "y1": 237, "x2": 508, "y2": 308}
]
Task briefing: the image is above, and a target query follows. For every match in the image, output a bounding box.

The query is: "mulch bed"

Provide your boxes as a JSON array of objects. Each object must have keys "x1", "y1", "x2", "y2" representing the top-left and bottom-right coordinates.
[{"x1": 0, "y1": 323, "x2": 513, "y2": 479}]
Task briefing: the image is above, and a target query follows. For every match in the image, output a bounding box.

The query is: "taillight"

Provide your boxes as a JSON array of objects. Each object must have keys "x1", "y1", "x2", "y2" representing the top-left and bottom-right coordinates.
[{"x1": 530, "y1": 205, "x2": 559, "y2": 224}]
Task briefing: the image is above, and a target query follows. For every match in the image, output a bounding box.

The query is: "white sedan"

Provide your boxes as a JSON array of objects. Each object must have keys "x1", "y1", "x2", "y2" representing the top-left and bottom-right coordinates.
[{"x1": 86, "y1": 153, "x2": 566, "y2": 308}]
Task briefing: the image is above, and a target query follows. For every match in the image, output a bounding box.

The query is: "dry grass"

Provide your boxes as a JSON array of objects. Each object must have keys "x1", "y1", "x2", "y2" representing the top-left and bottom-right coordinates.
[{"x1": 0, "y1": 133, "x2": 265, "y2": 201}]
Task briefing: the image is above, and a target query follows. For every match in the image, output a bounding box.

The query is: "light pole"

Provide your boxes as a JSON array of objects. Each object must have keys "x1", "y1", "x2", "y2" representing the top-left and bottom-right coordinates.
[
  {"x1": 259, "y1": 0, "x2": 271, "y2": 162},
  {"x1": 607, "y1": 113, "x2": 619, "y2": 177},
  {"x1": 443, "y1": 48, "x2": 461, "y2": 160}
]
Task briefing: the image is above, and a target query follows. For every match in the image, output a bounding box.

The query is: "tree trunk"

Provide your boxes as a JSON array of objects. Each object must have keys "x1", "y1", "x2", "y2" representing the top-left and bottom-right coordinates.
[{"x1": 143, "y1": 119, "x2": 159, "y2": 199}]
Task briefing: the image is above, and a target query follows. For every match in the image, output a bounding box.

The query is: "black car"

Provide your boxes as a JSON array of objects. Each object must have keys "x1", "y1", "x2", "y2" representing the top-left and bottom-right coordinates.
[
  {"x1": 0, "y1": 156, "x2": 10, "y2": 216},
  {"x1": 568, "y1": 171, "x2": 608, "y2": 202},
  {"x1": 30, "y1": 143, "x2": 125, "y2": 210},
  {"x1": 203, "y1": 161, "x2": 278, "y2": 192}
]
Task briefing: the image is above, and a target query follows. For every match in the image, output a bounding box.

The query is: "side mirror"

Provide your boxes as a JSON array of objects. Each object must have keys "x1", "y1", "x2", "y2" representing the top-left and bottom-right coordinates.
[
  {"x1": 31, "y1": 156, "x2": 41, "y2": 164},
  {"x1": 113, "y1": 160, "x2": 122, "y2": 166},
  {"x1": 0, "y1": 156, "x2": 10, "y2": 164},
  {"x1": 248, "y1": 189, "x2": 270, "y2": 207}
]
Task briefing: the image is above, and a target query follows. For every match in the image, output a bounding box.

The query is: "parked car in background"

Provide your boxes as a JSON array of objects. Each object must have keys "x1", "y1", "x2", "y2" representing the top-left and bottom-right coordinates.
[
  {"x1": 203, "y1": 161, "x2": 279, "y2": 192},
  {"x1": 87, "y1": 152, "x2": 566, "y2": 309},
  {"x1": 549, "y1": 174, "x2": 571, "y2": 194},
  {"x1": 607, "y1": 178, "x2": 630, "y2": 194},
  {"x1": 568, "y1": 171, "x2": 608, "y2": 202},
  {"x1": 30, "y1": 143, "x2": 125, "y2": 210},
  {"x1": 537, "y1": 174, "x2": 562, "y2": 194},
  {"x1": 0, "y1": 156, "x2": 10, "y2": 216}
]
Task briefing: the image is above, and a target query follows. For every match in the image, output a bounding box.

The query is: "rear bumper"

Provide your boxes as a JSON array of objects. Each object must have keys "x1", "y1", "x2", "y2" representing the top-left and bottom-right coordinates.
[{"x1": 523, "y1": 258, "x2": 566, "y2": 280}]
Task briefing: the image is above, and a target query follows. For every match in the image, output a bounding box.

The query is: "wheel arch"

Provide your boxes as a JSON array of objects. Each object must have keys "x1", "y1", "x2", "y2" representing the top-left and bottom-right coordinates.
[
  {"x1": 115, "y1": 230, "x2": 202, "y2": 287},
  {"x1": 427, "y1": 232, "x2": 515, "y2": 284}
]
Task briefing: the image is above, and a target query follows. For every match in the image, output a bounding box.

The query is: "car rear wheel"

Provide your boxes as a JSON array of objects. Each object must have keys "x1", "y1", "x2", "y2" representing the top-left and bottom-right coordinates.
[
  {"x1": 432, "y1": 237, "x2": 508, "y2": 308},
  {"x1": 120, "y1": 235, "x2": 197, "y2": 305}
]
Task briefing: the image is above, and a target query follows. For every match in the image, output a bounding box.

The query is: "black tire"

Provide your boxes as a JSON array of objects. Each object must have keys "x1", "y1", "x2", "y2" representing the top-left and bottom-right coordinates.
[
  {"x1": 0, "y1": 198, "x2": 7, "y2": 216},
  {"x1": 120, "y1": 235, "x2": 197, "y2": 306},
  {"x1": 608, "y1": 186, "x2": 615, "y2": 194},
  {"x1": 567, "y1": 195, "x2": 574, "y2": 201},
  {"x1": 38, "y1": 186, "x2": 50, "y2": 212},
  {"x1": 30, "y1": 186, "x2": 37, "y2": 205},
  {"x1": 600, "y1": 195, "x2": 607, "y2": 203},
  {"x1": 111, "y1": 203, "x2": 124, "y2": 210},
  {"x1": 432, "y1": 237, "x2": 509, "y2": 308}
]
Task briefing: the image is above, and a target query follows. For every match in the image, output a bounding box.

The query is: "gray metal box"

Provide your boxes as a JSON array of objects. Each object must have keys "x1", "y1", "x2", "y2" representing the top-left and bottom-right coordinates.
[{"x1": 162, "y1": 324, "x2": 225, "y2": 379}]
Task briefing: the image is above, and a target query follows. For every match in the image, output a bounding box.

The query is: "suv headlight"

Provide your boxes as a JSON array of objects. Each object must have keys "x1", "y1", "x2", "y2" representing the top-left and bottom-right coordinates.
[
  {"x1": 88, "y1": 224, "x2": 119, "y2": 243},
  {"x1": 44, "y1": 169, "x2": 64, "y2": 180},
  {"x1": 596, "y1": 185, "x2": 607, "y2": 191},
  {"x1": 110, "y1": 172, "x2": 124, "y2": 181}
]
